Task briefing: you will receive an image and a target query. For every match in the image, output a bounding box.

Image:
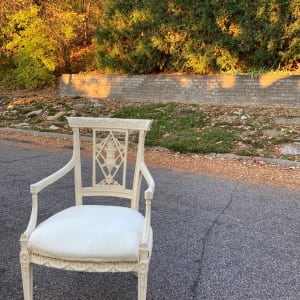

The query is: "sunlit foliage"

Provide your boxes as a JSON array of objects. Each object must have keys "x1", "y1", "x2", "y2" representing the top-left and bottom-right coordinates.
[
  {"x1": 0, "y1": 0, "x2": 299, "y2": 88},
  {"x1": 96, "y1": 0, "x2": 300, "y2": 74},
  {"x1": 0, "y1": 0, "x2": 100, "y2": 88}
]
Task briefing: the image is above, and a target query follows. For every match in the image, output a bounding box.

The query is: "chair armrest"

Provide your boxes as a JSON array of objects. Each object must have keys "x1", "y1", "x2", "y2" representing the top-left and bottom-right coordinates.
[
  {"x1": 140, "y1": 162, "x2": 155, "y2": 200},
  {"x1": 23, "y1": 156, "x2": 75, "y2": 238},
  {"x1": 139, "y1": 163, "x2": 155, "y2": 247},
  {"x1": 30, "y1": 156, "x2": 75, "y2": 194}
]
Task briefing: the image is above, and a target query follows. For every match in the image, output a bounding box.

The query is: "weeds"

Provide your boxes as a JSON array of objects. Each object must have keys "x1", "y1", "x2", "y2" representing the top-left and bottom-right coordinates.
[{"x1": 114, "y1": 103, "x2": 238, "y2": 153}]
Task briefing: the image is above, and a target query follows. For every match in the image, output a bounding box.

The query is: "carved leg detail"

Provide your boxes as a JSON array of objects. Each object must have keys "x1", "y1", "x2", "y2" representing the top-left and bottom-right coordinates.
[
  {"x1": 138, "y1": 270, "x2": 148, "y2": 300},
  {"x1": 20, "y1": 253, "x2": 33, "y2": 300}
]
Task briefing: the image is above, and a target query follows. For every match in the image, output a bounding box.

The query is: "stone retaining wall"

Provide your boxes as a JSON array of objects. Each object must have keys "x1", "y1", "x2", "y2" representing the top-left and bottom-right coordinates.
[{"x1": 59, "y1": 74, "x2": 300, "y2": 107}]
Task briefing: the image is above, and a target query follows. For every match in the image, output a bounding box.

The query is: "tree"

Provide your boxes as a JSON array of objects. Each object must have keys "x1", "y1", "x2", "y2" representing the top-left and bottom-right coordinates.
[
  {"x1": 2, "y1": 6, "x2": 57, "y2": 88},
  {"x1": 95, "y1": 0, "x2": 300, "y2": 74},
  {"x1": 1, "y1": 4, "x2": 84, "y2": 88}
]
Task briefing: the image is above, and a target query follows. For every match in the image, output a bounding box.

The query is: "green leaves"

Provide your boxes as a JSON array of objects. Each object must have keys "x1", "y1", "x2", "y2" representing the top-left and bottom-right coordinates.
[
  {"x1": 1, "y1": 4, "x2": 84, "y2": 88},
  {"x1": 96, "y1": 0, "x2": 300, "y2": 74},
  {"x1": 1, "y1": 6, "x2": 56, "y2": 88}
]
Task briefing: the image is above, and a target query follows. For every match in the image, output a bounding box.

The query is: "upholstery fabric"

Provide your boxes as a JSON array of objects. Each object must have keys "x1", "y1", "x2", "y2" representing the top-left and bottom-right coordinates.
[{"x1": 28, "y1": 205, "x2": 152, "y2": 261}]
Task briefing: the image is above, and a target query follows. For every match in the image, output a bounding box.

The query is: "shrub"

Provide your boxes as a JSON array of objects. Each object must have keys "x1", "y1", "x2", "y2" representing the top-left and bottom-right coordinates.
[
  {"x1": 1, "y1": 6, "x2": 56, "y2": 88},
  {"x1": 1, "y1": 5, "x2": 83, "y2": 88},
  {"x1": 95, "y1": 0, "x2": 300, "y2": 74}
]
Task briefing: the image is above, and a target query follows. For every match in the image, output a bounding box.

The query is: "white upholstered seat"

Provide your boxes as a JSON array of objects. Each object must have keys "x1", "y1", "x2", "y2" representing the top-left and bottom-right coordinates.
[
  {"x1": 28, "y1": 205, "x2": 153, "y2": 261},
  {"x1": 20, "y1": 117, "x2": 155, "y2": 300}
]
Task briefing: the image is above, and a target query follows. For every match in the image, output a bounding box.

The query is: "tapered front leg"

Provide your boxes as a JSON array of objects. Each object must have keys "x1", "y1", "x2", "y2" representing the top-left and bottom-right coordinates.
[
  {"x1": 138, "y1": 269, "x2": 148, "y2": 300},
  {"x1": 20, "y1": 252, "x2": 33, "y2": 300}
]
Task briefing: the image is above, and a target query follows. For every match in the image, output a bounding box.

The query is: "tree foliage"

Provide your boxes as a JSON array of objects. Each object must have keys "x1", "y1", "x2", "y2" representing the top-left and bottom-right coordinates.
[
  {"x1": 2, "y1": 6, "x2": 57, "y2": 88},
  {"x1": 0, "y1": 0, "x2": 299, "y2": 88},
  {"x1": 0, "y1": 0, "x2": 102, "y2": 88},
  {"x1": 96, "y1": 0, "x2": 300, "y2": 74}
]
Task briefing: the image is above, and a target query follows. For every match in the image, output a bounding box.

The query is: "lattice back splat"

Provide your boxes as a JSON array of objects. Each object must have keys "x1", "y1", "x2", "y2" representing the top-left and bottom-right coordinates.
[{"x1": 93, "y1": 130, "x2": 128, "y2": 187}]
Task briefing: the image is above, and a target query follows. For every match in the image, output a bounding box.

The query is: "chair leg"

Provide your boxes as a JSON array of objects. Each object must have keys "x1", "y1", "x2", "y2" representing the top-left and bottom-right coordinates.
[
  {"x1": 20, "y1": 258, "x2": 33, "y2": 300},
  {"x1": 138, "y1": 270, "x2": 148, "y2": 300}
]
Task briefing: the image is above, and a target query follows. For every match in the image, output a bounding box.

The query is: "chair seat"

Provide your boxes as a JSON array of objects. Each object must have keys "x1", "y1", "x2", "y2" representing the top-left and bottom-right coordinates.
[{"x1": 28, "y1": 205, "x2": 152, "y2": 261}]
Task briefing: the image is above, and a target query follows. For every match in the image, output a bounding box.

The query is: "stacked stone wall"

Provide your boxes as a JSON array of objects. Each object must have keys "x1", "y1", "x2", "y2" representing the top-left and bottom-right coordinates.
[{"x1": 59, "y1": 74, "x2": 300, "y2": 107}]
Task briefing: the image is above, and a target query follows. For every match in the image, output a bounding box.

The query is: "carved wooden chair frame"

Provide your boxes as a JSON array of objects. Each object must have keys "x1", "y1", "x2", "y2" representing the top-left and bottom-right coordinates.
[{"x1": 20, "y1": 117, "x2": 155, "y2": 300}]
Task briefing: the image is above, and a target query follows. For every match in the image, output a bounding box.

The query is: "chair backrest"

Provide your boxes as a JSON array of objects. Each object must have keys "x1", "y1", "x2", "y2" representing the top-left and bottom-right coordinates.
[{"x1": 67, "y1": 117, "x2": 152, "y2": 210}]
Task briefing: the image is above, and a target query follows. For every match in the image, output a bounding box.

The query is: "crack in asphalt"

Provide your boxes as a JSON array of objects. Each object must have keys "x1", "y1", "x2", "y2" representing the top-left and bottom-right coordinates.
[{"x1": 189, "y1": 183, "x2": 239, "y2": 299}]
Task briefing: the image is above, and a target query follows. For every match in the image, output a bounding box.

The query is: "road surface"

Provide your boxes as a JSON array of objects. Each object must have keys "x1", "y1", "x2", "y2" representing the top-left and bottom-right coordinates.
[{"x1": 0, "y1": 139, "x2": 300, "y2": 299}]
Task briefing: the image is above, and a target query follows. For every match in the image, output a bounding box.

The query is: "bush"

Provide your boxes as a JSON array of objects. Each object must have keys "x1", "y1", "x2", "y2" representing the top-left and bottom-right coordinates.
[
  {"x1": 1, "y1": 6, "x2": 56, "y2": 88},
  {"x1": 0, "y1": 5, "x2": 83, "y2": 88},
  {"x1": 11, "y1": 55, "x2": 56, "y2": 89},
  {"x1": 95, "y1": 0, "x2": 300, "y2": 74}
]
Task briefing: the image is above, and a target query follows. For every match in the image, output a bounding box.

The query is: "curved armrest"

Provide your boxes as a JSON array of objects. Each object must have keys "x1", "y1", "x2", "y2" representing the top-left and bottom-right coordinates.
[
  {"x1": 139, "y1": 163, "x2": 155, "y2": 247},
  {"x1": 140, "y1": 162, "x2": 155, "y2": 200},
  {"x1": 23, "y1": 156, "x2": 75, "y2": 238},
  {"x1": 30, "y1": 156, "x2": 75, "y2": 194}
]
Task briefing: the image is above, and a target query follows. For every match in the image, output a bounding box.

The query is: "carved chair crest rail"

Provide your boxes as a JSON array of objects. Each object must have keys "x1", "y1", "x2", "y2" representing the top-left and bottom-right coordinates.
[{"x1": 20, "y1": 117, "x2": 155, "y2": 300}]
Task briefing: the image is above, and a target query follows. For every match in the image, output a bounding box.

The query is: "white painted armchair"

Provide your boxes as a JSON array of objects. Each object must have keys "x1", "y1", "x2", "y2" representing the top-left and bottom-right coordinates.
[{"x1": 20, "y1": 117, "x2": 155, "y2": 300}]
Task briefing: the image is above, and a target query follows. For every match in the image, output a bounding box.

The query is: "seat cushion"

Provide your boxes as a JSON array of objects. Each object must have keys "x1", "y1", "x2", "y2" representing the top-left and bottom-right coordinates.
[{"x1": 28, "y1": 205, "x2": 152, "y2": 261}]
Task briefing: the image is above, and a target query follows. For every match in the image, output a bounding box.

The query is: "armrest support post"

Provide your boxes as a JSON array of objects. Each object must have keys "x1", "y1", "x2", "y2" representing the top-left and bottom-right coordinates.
[
  {"x1": 24, "y1": 193, "x2": 38, "y2": 237},
  {"x1": 139, "y1": 163, "x2": 155, "y2": 247}
]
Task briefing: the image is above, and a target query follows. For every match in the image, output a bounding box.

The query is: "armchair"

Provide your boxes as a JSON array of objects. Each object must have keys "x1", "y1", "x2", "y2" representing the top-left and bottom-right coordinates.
[{"x1": 20, "y1": 117, "x2": 155, "y2": 299}]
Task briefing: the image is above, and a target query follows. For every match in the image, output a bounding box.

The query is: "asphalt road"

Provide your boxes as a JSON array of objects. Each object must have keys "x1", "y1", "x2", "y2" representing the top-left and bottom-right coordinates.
[{"x1": 0, "y1": 139, "x2": 300, "y2": 300}]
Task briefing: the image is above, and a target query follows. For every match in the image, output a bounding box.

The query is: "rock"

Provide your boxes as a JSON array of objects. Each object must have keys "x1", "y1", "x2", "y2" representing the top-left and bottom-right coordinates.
[
  {"x1": 49, "y1": 125, "x2": 60, "y2": 130},
  {"x1": 274, "y1": 117, "x2": 300, "y2": 125},
  {"x1": 7, "y1": 104, "x2": 15, "y2": 110},
  {"x1": 89, "y1": 99, "x2": 100, "y2": 104},
  {"x1": 68, "y1": 110, "x2": 76, "y2": 116},
  {"x1": 47, "y1": 111, "x2": 65, "y2": 121},
  {"x1": 237, "y1": 142, "x2": 248, "y2": 149},
  {"x1": 240, "y1": 115, "x2": 247, "y2": 120},
  {"x1": 262, "y1": 128, "x2": 282, "y2": 137},
  {"x1": 217, "y1": 115, "x2": 238, "y2": 123},
  {"x1": 26, "y1": 109, "x2": 43, "y2": 118},
  {"x1": 14, "y1": 123, "x2": 30, "y2": 128},
  {"x1": 280, "y1": 143, "x2": 300, "y2": 155},
  {"x1": 93, "y1": 103, "x2": 105, "y2": 108},
  {"x1": 73, "y1": 103, "x2": 85, "y2": 109}
]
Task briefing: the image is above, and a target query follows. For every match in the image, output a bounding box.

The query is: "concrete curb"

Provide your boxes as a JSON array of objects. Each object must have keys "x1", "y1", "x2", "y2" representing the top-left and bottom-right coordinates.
[{"x1": 1, "y1": 127, "x2": 300, "y2": 168}]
